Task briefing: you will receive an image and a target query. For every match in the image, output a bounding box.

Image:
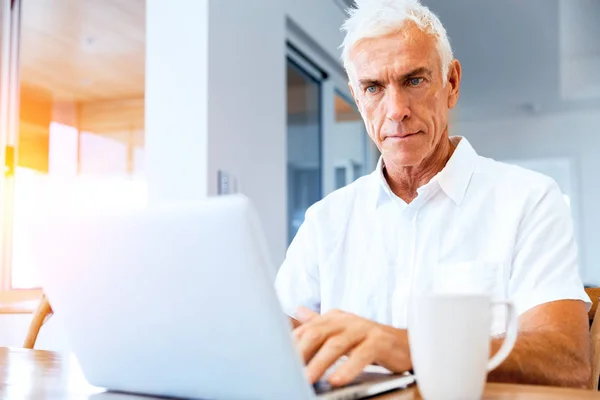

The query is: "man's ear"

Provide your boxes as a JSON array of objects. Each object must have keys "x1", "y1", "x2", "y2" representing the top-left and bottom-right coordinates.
[{"x1": 447, "y1": 59, "x2": 462, "y2": 109}]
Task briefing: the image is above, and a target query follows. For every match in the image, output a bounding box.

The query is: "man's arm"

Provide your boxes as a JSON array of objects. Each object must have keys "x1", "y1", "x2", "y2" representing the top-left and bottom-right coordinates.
[
  {"x1": 488, "y1": 299, "x2": 591, "y2": 388},
  {"x1": 488, "y1": 178, "x2": 592, "y2": 388},
  {"x1": 275, "y1": 205, "x2": 321, "y2": 322},
  {"x1": 295, "y1": 301, "x2": 591, "y2": 388}
]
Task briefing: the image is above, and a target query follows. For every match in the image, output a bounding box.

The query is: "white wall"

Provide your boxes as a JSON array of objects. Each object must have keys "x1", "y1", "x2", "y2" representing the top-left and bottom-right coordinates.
[
  {"x1": 457, "y1": 107, "x2": 600, "y2": 285},
  {"x1": 146, "y1": 0, "x2": 286, "y2": 265},
  {"x1": 206, "y1": 0, "x2": 286, "y2": 265},
  {"x1": 145, "y1": 0, "x2": 209, "y2": 203}
]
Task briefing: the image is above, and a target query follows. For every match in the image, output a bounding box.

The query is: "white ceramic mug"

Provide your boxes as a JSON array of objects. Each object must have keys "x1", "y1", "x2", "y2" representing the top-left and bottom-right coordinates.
[{"x1": 408, "y1": 294, "x2": 518, "y2": 400}]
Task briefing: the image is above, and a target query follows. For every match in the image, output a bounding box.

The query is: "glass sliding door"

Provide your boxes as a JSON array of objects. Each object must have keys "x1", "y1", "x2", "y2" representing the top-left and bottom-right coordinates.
[{"x1": 286, "y1": 57, "x2": 323, "y2": 243}]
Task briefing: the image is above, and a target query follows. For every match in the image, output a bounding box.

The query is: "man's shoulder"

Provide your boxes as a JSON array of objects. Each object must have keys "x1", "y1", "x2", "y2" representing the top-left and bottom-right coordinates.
[{"x1": 474, "y1": 155, "x2": 559, "y2": 196}]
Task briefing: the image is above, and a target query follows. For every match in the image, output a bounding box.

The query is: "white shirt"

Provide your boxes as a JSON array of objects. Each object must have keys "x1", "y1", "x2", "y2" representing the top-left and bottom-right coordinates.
[{"x1": 275, "y1": 137, "x2": 590, "y2": 333}]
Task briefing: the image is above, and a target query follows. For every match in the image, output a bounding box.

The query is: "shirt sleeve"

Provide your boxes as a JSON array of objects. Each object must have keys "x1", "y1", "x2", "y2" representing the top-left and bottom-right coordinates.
[
  {"x1": 509, "y1": 178, "x2": 591, "y2": 315},
  {"x1": 274, "y1": 206, "x2": 321, "y2": 317}
]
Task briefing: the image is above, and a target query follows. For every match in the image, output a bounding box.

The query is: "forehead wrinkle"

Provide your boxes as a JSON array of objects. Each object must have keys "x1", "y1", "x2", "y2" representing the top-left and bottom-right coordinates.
[{"x1": 350, "y1": 29, "x2": 441, "y2": 86}]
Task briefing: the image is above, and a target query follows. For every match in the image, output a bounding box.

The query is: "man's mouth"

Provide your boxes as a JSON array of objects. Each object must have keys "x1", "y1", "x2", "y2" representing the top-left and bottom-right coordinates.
[{"x1": 385, "y1": 131, "x2": 421, "y2": 139}]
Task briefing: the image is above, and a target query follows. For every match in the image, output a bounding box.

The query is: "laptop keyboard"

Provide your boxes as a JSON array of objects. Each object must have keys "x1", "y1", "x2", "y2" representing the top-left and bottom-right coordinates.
[{"x1": 313, "y1": 372, "x2": 393, "y2": 395}]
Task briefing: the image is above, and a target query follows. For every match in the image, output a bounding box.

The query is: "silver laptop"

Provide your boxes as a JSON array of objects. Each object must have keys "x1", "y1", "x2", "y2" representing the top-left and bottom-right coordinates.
[{"x1": 28, "y1": 194, "x2": 414, "y2": 400}]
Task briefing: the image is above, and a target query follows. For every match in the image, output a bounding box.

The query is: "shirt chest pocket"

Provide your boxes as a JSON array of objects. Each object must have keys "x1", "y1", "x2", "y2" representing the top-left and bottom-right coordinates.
[
  {"x1": 433, "y1": 261, "x2": 510, "y2": 335},
  {"x1": 433, "y1": 261, "x2": 509, "y2": 301}
]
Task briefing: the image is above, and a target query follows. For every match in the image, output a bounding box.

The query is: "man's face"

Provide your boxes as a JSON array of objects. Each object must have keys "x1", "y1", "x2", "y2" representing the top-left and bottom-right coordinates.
[{"x1": 348, "y1": 23, "x2": 460, "y2": 168}]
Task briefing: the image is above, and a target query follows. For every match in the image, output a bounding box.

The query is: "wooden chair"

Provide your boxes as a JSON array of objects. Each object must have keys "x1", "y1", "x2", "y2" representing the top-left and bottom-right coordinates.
[
  {"x1": 23, "y1": 293, "x2": 53, "y2": 349},
  {"x1": 585, "y1": 287, "x2": 600, "y2": 390}
]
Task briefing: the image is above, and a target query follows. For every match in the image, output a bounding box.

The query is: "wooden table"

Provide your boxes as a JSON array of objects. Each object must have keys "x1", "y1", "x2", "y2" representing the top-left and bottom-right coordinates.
[{"x1": 1, "y1": 347, "x2": 600, "y2": 399}]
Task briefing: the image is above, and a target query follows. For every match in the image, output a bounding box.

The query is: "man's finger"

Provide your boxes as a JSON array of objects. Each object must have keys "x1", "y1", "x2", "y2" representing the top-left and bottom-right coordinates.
[
  {"x1": 295, "y1": 318, "x2": 342, "y2": 363},
  {"x1": 294, "y1": 309, "x2": 358, "y2": 364},
  {"x1": 294, "y1": 308, "x2": 347, "y2": 341},
  {"x1": 295, "y1": 326, "x2": 328, "y2": 364},
  {"x1": 296, "y1": 306, "x2": 319, "y2": 323},
  {"x1": 295, "y1": 315, "x2": 347, "y2": 362},
  {"x1": 328, "y1": 342, "x2": 376, "y2": 387},
  {"x1": 290, "y1": 317, "x2": 301, "y2": 329},
  {"x1": 305, "y1": 335, "x2": 357, "y2": 383}
]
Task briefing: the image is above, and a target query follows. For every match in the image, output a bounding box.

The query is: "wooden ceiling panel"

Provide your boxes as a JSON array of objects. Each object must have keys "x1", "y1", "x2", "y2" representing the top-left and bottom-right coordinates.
[
  {"x1": 20, "y1": 0, "x2": 145, "y2": 102},
  {"x1": 79, "y1": 97, "x2": 144, "y2": 145}
]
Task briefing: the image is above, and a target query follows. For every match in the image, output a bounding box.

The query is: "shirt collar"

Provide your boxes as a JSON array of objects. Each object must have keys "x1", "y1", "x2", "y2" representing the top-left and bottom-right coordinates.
[{"x1": 371, "y1": 136, "x2": 478, "y2": 208}]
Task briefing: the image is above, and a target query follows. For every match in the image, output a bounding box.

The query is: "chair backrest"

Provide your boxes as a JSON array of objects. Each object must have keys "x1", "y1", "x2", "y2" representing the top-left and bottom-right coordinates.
[
  {"x1": 23, "y1": 294, "x2": 52, "y2": 349},
  {"x1": 585, "y1": 287, "x2": 600, "y2": 390}
]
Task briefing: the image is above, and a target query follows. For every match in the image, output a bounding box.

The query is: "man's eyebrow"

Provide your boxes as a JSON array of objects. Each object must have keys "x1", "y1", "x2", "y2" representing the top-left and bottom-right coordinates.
[
  {"x1": 357, "y1": 67, "x2": 433, "y2": 86},
  {"x1": 402, "y1": 67, "x2": 433, "y2": 80},
  {"x1": 358, "y1": 78, "x2": 382, "y2": 87}
]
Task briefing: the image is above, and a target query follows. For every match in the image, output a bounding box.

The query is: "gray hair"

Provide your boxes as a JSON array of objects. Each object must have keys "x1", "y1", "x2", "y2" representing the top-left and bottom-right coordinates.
[{"x1": 341, "y1": 0, "x2": 454, "y2": 85}]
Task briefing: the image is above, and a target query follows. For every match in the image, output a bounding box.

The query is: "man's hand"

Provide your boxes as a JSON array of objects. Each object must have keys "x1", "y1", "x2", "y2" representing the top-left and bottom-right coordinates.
[{"x1": 293, "y1": 307, "x2": 412, "y2": 386}]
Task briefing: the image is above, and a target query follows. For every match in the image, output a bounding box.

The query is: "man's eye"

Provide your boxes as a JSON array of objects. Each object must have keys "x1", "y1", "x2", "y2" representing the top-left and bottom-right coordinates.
[
  {"x1": 408, "y1": 77, "x2": 424, "y2": 86},
  {"x1": 366, "y1": 85, "x2": 379, "y2": 94}
]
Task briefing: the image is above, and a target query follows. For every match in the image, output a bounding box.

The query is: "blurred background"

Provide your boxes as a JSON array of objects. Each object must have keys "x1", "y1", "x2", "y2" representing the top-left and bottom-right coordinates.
[{"x1": 0, "y1": 0, "x2": 598, "y2": 348}]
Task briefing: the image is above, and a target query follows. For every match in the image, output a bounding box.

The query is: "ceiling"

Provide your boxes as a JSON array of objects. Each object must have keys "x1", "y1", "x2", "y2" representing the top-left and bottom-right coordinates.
[{"x1": 20, "y1": 0, "x2": 145, "y2": 102}]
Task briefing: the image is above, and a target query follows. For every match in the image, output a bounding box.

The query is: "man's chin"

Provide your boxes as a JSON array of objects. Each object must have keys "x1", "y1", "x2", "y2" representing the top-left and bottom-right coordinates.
[
  {"x1": 382, "y1": 139, "x2": 429, "y2": 165},
  {"x1": 382, "y1": 151, "x2": 426, "y2": 169}
]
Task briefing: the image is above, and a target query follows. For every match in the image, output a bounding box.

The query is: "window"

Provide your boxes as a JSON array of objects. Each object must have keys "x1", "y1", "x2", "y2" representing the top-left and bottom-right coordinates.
[
  {"x1": 0, "y1": 0, "x2": 146, "y2": 290},
  {"x1": 286, "y1": 58, "x2": 322, "y2": 243}
]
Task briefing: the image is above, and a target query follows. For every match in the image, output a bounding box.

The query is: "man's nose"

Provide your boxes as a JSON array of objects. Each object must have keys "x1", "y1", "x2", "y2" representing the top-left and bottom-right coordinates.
[{"x1": 386, "y1": 88, "x2": 411, "y2": 122}]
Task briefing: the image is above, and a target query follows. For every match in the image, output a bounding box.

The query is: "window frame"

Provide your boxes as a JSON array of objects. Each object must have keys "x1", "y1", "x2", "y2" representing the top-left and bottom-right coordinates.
[
  {"x1": 0, "y1": 0, "x2": 22, "y2": 294},
  {"x1": 0, "y1": 0, "x2": 40, "y2": 310},
  {"x1": 285, "y1": 55, "x2": 325, "y2": 243}
]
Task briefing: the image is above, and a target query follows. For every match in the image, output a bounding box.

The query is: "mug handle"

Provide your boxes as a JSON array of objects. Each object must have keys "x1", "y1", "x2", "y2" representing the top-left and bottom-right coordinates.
[{"x1": 487, "y1": 300, "x2": 518, "y2": 371}]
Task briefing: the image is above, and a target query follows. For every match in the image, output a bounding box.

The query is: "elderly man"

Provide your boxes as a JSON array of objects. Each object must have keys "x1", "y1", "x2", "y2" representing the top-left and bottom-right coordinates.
[{"x1": 275, "y1": 0, "x2": 591, "y2": 390}]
